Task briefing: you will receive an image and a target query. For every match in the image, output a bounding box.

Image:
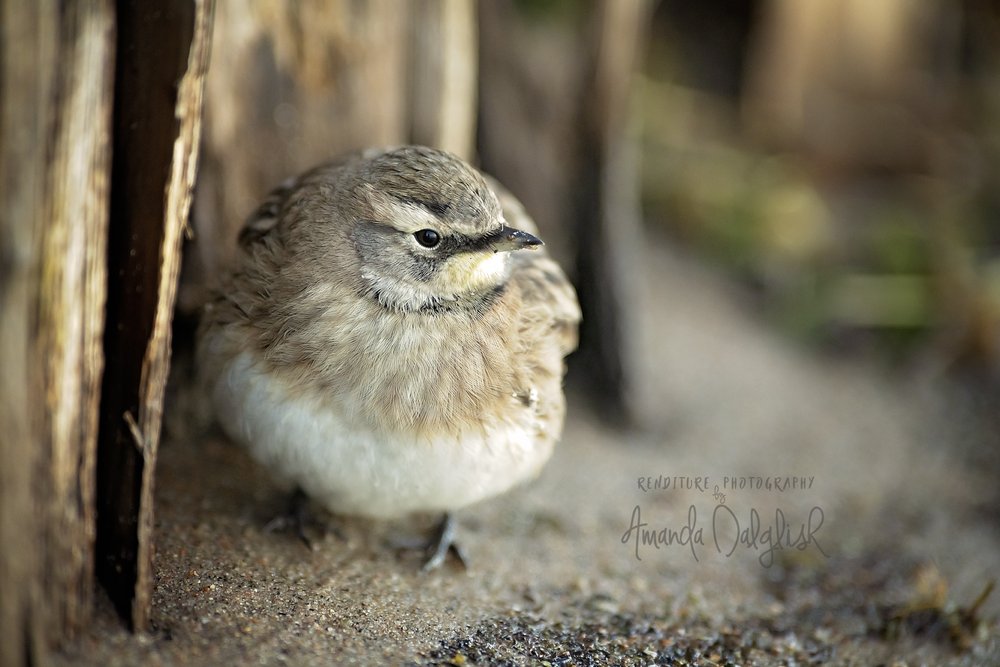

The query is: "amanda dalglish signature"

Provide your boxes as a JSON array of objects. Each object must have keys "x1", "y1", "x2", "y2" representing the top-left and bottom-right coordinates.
[{"x1": 621, "y1": 504, "x2": 828, "y2": 568}]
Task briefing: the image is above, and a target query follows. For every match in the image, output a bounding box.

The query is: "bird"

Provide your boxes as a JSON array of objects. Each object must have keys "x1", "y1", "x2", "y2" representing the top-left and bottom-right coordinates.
[{"x1": 197, "y1": 145, "x2": 580, "y2": 569}]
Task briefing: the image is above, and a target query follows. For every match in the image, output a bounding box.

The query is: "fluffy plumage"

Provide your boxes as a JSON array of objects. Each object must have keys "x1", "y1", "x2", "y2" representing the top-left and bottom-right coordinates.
[{"x1": 198, "y1": 146, "x2": 580, "y2": 519}]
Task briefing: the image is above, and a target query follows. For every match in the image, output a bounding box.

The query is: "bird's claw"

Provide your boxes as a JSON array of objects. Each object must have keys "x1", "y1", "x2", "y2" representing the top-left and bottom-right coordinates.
[{"x1": 421, "y1": 512, "x2": 468, "y2": 572}]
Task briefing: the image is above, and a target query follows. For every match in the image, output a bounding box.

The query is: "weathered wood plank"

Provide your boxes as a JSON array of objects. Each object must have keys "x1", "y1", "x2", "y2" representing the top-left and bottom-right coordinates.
[
  {"x1": 96, "y1": 0, "x2": 214, "y2": 631},
  {"x1": 42, "y1": 0, "x2": 116, "y2": 638},
  {"x1": 1, "y1": 0, "x2": 115, "y2": 663},
  {"x1": 408, "y1": 0, "x2": 478, "y2": 159}
]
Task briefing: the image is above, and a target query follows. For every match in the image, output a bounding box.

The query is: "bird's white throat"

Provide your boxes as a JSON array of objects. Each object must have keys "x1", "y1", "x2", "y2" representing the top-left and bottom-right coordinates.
[{"x1": 361, "y1": 250, "x2": 510, "y2": 313}]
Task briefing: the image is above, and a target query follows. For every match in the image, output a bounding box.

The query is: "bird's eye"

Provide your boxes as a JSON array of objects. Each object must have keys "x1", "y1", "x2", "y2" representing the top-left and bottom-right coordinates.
[{"x1": 414, "y1": 229, "x2": 441, "y2": 248}]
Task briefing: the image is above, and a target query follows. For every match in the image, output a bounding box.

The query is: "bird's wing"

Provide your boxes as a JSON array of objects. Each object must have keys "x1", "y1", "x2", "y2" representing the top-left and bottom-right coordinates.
[
  {"x1": 237, "y1": 174, "x2": 300, "y2": 249},
  {"x1": 484, "y1": 175, "x2": 581, "y2": 357}
]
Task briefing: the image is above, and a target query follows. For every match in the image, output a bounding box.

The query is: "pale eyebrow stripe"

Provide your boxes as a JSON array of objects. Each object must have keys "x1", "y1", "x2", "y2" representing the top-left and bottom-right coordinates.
[{"x1": 378, "y1": 200, "x2": 442, "y2": 234}]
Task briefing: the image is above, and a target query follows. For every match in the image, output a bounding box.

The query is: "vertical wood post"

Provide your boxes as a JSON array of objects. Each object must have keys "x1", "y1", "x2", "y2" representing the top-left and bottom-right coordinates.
[
  {"x1": 408, "y1": 0, "x2": 478, "y2": 159},
  {"x1": 572, "y1": 0, "x2": 651, "y2": 423},
  {"x1": 0, "y1": 1, "x2": 115, "y2": 663},
  {"x1": 96, "y1": 0, "x2": 214, "y2": 631}
]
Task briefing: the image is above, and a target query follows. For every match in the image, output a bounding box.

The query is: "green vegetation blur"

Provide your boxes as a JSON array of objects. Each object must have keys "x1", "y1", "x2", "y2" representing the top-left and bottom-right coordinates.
[{"x1": 640, "y1": 1, "x2": 1000, "y2": 366}]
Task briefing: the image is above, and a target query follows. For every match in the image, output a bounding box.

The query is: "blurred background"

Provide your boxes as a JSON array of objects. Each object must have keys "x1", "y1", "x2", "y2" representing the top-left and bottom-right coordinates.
[
  {"x1": 185, "y1": 0, "x2": 1000, "y2": 412},
  {"x1": 641, "y1": 0, "x2": 1000, "y2": 369},
  {"x1": 6, "y1": 1, "x2": 1000, "y2": 662}
]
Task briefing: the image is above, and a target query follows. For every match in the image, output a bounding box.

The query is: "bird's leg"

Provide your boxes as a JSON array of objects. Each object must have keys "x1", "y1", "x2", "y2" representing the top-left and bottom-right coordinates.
[
  {"x1": 264, "y1": 488, "x2": 321, "y2": 549},
  {"x1": 422, "y1": 512, "x2": 468, "y2": 572}
]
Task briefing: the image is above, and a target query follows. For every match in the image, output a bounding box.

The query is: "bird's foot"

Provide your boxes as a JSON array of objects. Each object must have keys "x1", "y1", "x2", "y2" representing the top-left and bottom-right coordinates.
[
  {"x1": 264, "y1": 488, "x2": 342, "y2": 548},
  {"x1": 421, "y1": 512, "x2": 467, "y2": 572}
]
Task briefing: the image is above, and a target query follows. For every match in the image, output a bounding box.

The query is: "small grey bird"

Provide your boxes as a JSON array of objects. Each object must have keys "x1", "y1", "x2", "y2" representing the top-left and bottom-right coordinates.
[{"x1": 197, "y1": 146, "x2": 580, "y2": 568}]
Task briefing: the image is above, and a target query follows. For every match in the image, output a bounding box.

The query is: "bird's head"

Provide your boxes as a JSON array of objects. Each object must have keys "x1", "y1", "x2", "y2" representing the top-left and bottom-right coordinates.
[{"x1": 341, "y1": 146, "x2": 543, "y2": 313}]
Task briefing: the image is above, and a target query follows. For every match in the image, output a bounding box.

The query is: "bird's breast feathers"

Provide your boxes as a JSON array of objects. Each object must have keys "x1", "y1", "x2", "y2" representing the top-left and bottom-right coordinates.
[{"x1": 213, "y1": 349, "x2": 555, "y2": 518}]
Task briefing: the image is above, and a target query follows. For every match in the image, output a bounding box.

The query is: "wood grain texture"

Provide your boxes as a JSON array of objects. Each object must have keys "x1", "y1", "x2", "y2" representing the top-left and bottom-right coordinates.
[
  {"x1": 41, "y1": 0, "x2": 115, "y2": 638},
  {"x1": 96, "y1": 0, "x2": 214, "y2": 631},
  {"x1": 408, "y1": 0, "x2": 478, "y2": 158},
  {"x1": 0, "y1": 0, "x2": 114, "y2": 663}
]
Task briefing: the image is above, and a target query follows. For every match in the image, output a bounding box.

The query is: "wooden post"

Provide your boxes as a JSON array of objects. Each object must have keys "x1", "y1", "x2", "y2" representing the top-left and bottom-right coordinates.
[
  {"x1": 572, "y1": 0, "x2": 651, "y2": 423},
  {"x1": 0, "y1": 1, "x2": 115, "y2": 663},
  {"x1": 408, "y1": 0, "x2": 478, "y2": 159},
  {"x1": 96, "y1": 0, "x2": 214, "y2": 631}
]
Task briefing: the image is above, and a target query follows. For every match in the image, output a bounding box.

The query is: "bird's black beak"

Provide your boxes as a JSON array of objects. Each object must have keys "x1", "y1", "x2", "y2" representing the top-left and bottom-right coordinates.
[{"x1": 482, "y1": 225, "x2": 544, "y2": 253}]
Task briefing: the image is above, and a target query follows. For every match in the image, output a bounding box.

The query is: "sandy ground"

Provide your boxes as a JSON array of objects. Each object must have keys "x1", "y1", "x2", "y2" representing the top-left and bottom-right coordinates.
[{"x1": 56, "y1": 239, "x2": 999, "y2": 666}]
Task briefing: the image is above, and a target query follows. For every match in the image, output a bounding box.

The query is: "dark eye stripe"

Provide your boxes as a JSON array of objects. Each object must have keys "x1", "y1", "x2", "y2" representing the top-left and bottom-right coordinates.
[
  {"x1": 450, "y1": 228, "x2": 508, "y2": 254},
  {"x1": 405, "y1": 230, "x2": 497, "y2": 262},
  {"x1": 436, "y1": 235, "x2": 463, "y2": 255},
  {"x1": 429, "y1": 233, "x2": 501, "y2": 256}
]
